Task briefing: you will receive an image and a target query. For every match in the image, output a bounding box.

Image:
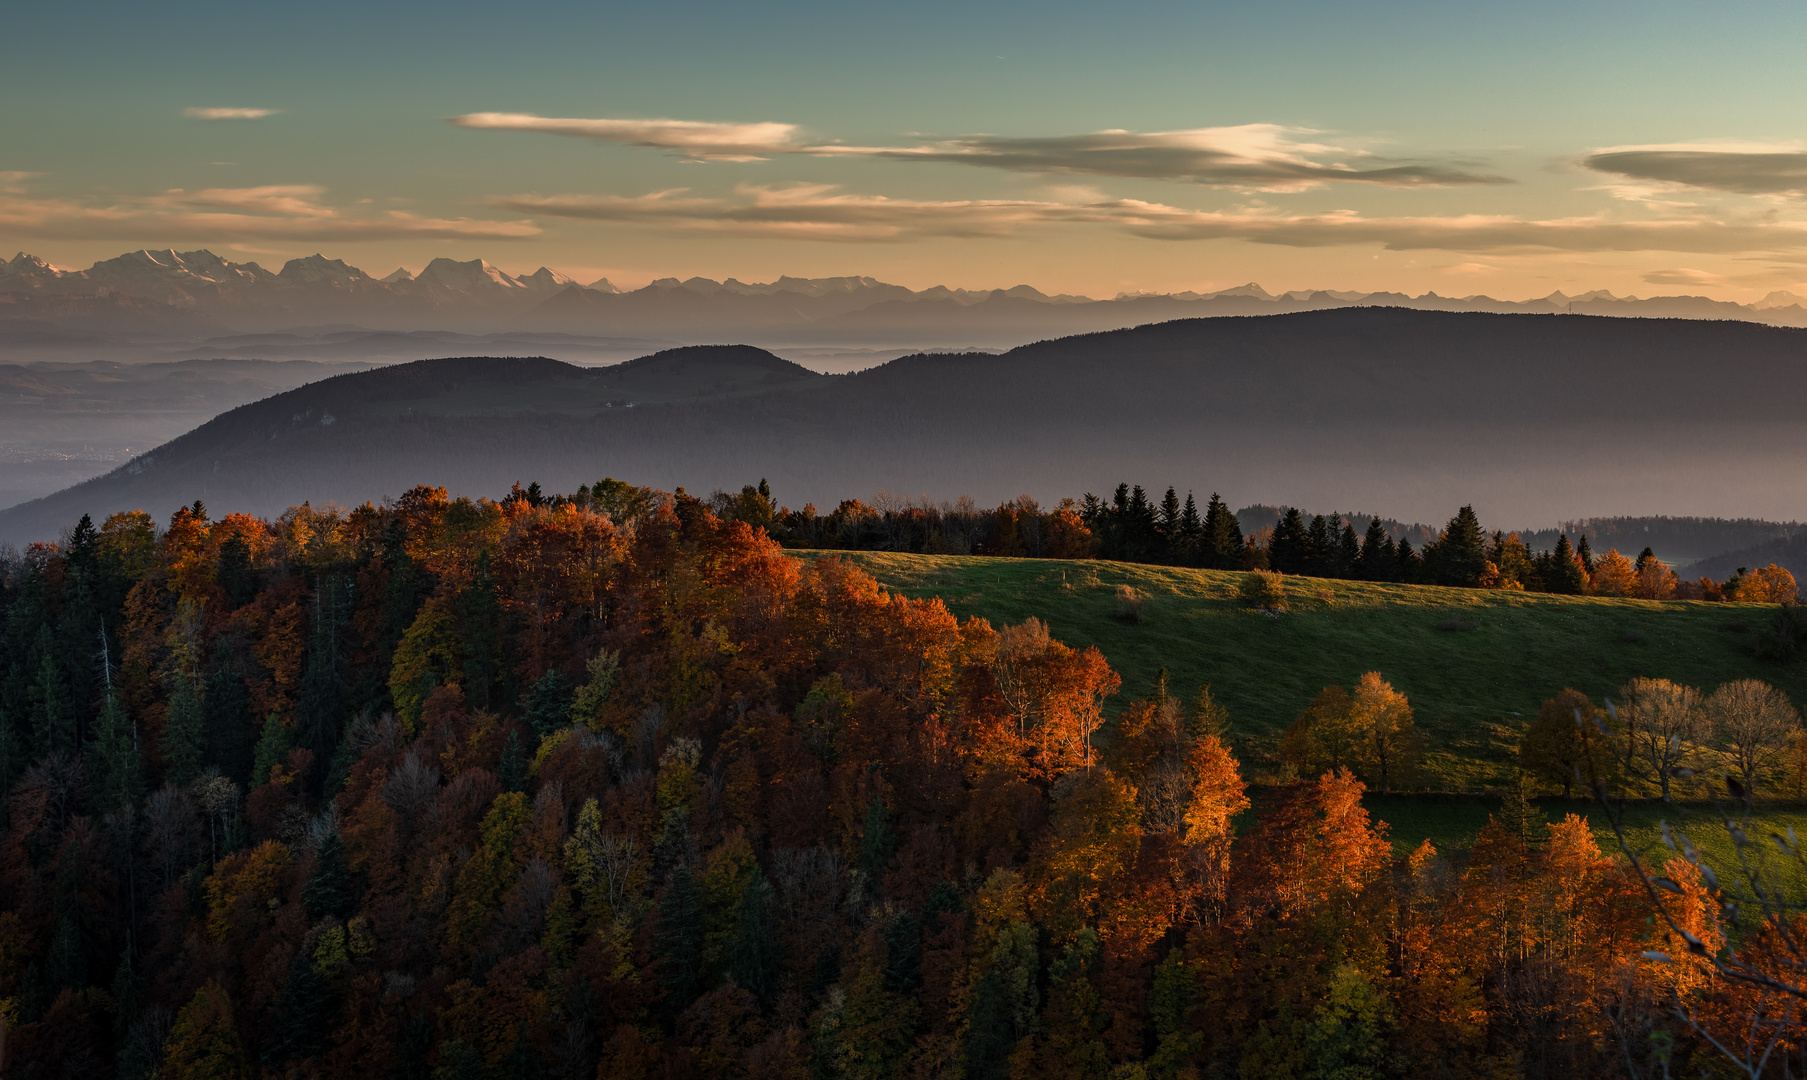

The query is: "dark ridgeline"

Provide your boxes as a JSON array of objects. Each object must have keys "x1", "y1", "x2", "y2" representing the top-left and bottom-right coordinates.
[{"x1": 7, "y1": 307, "x2": 1807, "y2": 546}]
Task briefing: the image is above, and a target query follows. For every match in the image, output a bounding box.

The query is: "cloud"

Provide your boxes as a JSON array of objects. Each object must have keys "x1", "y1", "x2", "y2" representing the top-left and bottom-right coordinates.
[
  {"x1": 1642, "y1": 268, "x2": 1728, "y2": 287},
  {"x1": 183, "y1": 107, "x2": 279, "y2": 120},
  {"x1": 0, "y1": 183, "x2": 538, "y2": 242},
  {"x1": 495, "y1": 184, "x2": 1084, "y2": 240},
  {"x1": 1583, "y1": 141, "x2": 1807, "y2": 196},
  {"x1": 495, "y1": 182, "x2": 1807, "y2": 254},
  {"x1": 817, "y1": 125, "x2": 1509, "y2": 190},
  {"x1": 453, "y1": 113, "x2": 1505, "y2": 188},
  {"x1": 449, "y1": 113, "x2": 803, "y2": 161}
]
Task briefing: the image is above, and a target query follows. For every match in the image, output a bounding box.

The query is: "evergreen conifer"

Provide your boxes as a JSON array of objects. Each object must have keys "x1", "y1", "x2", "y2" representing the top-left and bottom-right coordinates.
[
  {"x1": 1433, "y1": 505, "x2": 1488, "y2": 587},
  {"x1": 655, "y1": 865, "x2": 704, "y2": 1010},
  {"x1": 1268, "y1": 508, "x2": 1308, "y2": 574},
  {"x1": 303, "y1": 830, "x2": 357, "y2": 920},
  {"x1": 524, "y1": 670, "x2": 572, "y2": 740}
]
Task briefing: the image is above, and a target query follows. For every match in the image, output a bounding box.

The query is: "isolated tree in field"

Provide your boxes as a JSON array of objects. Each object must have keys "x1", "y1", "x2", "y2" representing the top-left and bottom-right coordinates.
[
  {"x1": 1349, "y1": 672, "x2": 1419, "y2": 794},
  {"x1": 1519, "y1": 688, "x2": 1618, "y2": 797},
  {"x1": 1705, "y1": 679, "x2": 1802, "y2": 801},
  {"x1": 1619, "y1": 676, "x2": 1707, "y2": 803}
]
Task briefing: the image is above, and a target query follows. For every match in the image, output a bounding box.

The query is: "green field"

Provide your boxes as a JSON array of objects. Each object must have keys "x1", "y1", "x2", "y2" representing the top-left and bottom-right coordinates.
[{"x1": 794, "y1": 551, "x2": 1807, "y2": 792}]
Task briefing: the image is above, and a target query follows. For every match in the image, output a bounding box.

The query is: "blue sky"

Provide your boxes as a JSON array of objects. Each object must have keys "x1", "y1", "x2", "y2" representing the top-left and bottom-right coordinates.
[{"x1": 6, "y1": 0, "x2": 1807, "y2": 297}]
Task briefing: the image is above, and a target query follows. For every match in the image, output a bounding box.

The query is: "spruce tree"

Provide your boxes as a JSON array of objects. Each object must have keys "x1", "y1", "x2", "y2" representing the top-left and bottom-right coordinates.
[
  {"x1": 160, "y1": 674, "x2": 206, "y2": 786},
  {"x1": 1434, "y1": 505, "x2": 1488, "y2": 587},
  {"x1": 1336, "y1": 517, "x2": 1360, "y2": 579},
  {"x1": 1635, "y1": 546, "x2": 1656, "y2": 575},
  {"x1": 1305, "y1": 515, "x2": 1333, "y2": 577},
  {"x1": 1268, "y1": 508, "x2": 1308, "y2": 574},
  {"x1": 457, "y1": 552, "x2": 508, "y2": 712},
  {"x1": 1358, "y1": 520, "x2": 1389, "y2": 581},
  {"x1": 263, "y1": 952, "x2": 333, "y2": 1066},
  {"x1": 497, "y1": 729, "x2": 528, "y2": 794},
  {"x1": 1395, "y1": 539, "x2": 1421, "y2": 582},
  {"x1": 1157, "y1": 487, "x2": 1182, "y2": 563},
  {"x1": 856, "y1": 797, "x2": 894, "y2": 878},
  {"x1": 1178, "y1": 493, "x2": 1203, "y2": 566},
  {"x1": 1576, "y1": 535, "x2": 1595, "y2": 575},
  {"x1": 303, "y1": 830, "x2": 357, "y2": 920},
  {"x1": 729, "y1": 867, "x2": 780, "y2": 1006},
  {"x1": 655, "y1": 865, "x2": 704, "y2": 1010},
  {"x1": 524, "y1": 670, "x2": 571, "y2": 740},
  {"x1": 1547, "y1": 536, "x2": 1585, "y2": 595},
  {"x1": 204, "y1": 642, "x2": 254, "y2": 786},
  {"x1": 30, "y1": 637, "x2": 73, "y2": 758},
  {"x1": 92, "y1": 692, "x2": 143, "y2": 811},
  {"x1": 1201, "y1": 493, "x2": 1242, "y2": 570},
  {"x1": 217, "y1": 532, "x2": 257, "y2": 608}
]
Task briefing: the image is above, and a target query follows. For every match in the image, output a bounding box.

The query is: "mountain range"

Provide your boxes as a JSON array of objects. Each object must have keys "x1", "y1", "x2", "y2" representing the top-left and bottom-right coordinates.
[
  {"x1": 5, "y1": 307, "x2": 1807, "y2": 548},
  {"x1": 8, "y1": 248, "x2": 1807, "y2": 351}
]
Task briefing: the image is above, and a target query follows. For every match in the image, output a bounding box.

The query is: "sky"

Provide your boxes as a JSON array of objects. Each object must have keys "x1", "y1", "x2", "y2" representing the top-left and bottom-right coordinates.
[{"x1": 6, "y1": 0, "x2": 1807, "y2": 300}]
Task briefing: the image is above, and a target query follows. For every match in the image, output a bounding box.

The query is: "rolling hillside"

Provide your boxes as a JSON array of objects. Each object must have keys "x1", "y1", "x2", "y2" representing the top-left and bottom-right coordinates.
[{"x1": 805, "y1": 550, "x2": 1807, "y2": 791}]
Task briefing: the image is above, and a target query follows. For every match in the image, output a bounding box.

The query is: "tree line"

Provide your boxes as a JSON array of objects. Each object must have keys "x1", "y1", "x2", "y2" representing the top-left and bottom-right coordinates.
[
  {"x1": 690, "y1": 481, "x2": 1800, "y2": 603},
  {"x1": 0, "y1": 481, "x2": 1798, "y2": 1077}
]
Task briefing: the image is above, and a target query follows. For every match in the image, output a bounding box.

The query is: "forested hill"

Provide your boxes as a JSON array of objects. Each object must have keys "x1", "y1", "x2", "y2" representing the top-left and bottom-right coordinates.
[{"x1": 7, "y1": 308, "x2": 1807, "y2": 545}]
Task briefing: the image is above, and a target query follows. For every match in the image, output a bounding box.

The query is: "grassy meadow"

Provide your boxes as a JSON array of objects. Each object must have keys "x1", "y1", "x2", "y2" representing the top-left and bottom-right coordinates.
[{"x1": 794, "y1": 550, "x2": 1807, "y2": 864}]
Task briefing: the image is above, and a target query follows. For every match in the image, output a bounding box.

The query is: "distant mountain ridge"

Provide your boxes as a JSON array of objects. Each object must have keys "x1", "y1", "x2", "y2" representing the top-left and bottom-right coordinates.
[
  {"x1": 6, "y1": 247, "x2": 1807, "y2": 343},
  {"x1": 7, "y1": 308, "x2": 1807, "y2": 546}
]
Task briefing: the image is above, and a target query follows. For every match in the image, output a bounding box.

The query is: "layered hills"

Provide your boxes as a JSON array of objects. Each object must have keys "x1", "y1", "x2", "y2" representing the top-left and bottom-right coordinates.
[{"x1": 5, "y1": 308, "x2": 1807, "y2": 545}]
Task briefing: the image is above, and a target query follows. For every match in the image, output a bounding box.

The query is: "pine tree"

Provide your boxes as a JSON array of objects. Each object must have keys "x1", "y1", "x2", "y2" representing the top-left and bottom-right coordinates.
[
  {"x1": 1576, "y1": 534, "x2": 1595, "y2": 575},
  {"x1": 1157, "y1": 487, "x2": 1182, "y2": 564},
  {"x1": 1201, "y1": 493, "x2": 1243, "y2": 570},
  {"x1": 1432, "y1": 505, "x2": 1488, "y2": 587},
  {"x1": 856, "y1": 796, "x2": 894, "y2": 878},
  {"x1": 1547, "y1": 536, "x2": 1586, "y2": 595},
  {"x1": 92, "y1": 692, "x2": 143, "y2": 811},
  {"x1": 457, "y1": 552, "x2": 508, "y2": 712},
  {"x1": 655, "y1": 864, "x2": 704, "y2": 1010},
  {"x1": 498, "y1": 729, "x2": 528, "y2": 794},
  {"x1": 729, "y1": 866, "x2": 780, "y2": 1006},
  {"x1": 1336, "y1": 520, "x2": 1360, "y2": 579},
  {"x1": 1395, "y1": 539, "x2": 1421, "y2": 582},
  {"x1": 303, "y1": 830, "x2": 356, "y2": 920},
  {"x1": 1358, "y1": 520, "x2": 1389, "y2": 581},
  {"x1": 1305, "y1": 515, "x2": 1333, "y2": 577},
  {"x1": 297, "y1": 574, "x2": 352, "y2": 768},
  {"x1": 1268, "y1": 508, "x2": 1308, "y2": 574},
  {"x1": 160, "y1": 673, "x2": 206, "y2": 786},
  {"x1": 30, "y1": 635, "x2": 73, "y2": 758},
  {"x1": 1178, "y1": 492, "x2": 1203, "y2": 566},
  {"x1": 217, "y1": 532, "x2": 256, "y2": 608},
  {"x1": 263, "y1": 953, "x2": 333, "y2": 1066},
  {"x1": 205, "y1": 642, "x2": 254, "y2": 786},
  {"x1": 524, "y1": 670, "x2": 571, "y2": 740}
]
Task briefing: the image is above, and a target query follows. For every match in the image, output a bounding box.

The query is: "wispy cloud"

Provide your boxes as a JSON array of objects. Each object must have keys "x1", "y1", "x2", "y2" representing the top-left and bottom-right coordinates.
[
  {"x1": 817, "y1": 125, "x2": 1509, "y2": 190},
  {"x1": 496, "y1": 181, "x2": 1807, "y2": 254},
  {"x1": 183, "y1": 107, "x2": 279, "y2": 120},
  {"x1": 1642, "y1": 267, "x2": 1728, "y2": 287},
  {"x1": 0, "y1": 182, "x2": 538, "y2": 242},
  {"x1": 1583, "y1": 141, "x2": 1807, "y2": 197},
  {"x1": 449, "y1": 113, "x2": 804, "y2": 162},
  {"x1": 495, "y1": 185, "x2": 1080, "y2": 240},
  {"x1": 453, "y1": 114, "x2": 1505, "y2": 189}
]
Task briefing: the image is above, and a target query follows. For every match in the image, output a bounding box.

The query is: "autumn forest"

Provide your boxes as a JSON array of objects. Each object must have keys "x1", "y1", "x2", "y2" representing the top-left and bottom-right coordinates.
[{"x1": 0, "y1": 481, "x2": 1802, "y2": 1080}]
